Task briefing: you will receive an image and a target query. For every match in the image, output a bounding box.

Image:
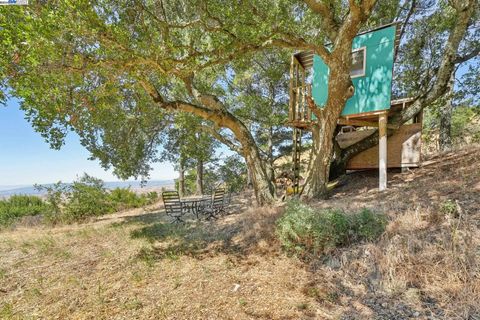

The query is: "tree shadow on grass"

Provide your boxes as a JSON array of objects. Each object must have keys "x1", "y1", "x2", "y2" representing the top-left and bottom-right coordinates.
[
  {"x1": 130, "y1": 220, "x2": 242, "y2": 261},
  {"x1": 112, "y1": 194, "x2": 282, "y2": 262}
]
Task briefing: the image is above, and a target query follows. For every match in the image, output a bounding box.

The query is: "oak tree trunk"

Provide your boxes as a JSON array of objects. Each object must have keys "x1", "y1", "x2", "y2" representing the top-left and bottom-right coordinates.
[
  {"x1": 195, "y1": 159, "x2": 204, "y2": 195},
  {"x1": 178, "y1": 157, "x2": 186, "y2": 197},
  {"x1": 161, "y1": 98, "x2": 278, "y2": 205},
  {"x1": 302, "y1": 118, "x2": 337, "y2": 198},
  {"x1": 267, "y1": 126, "x2": 275, "y2": 183},
  {"x1": 303, "y1": 64, "x2": 355, "y2": 199},
  {"x1": 242, "y1": 142, "x2": 276, "y2": 205},
  {"x1": 439, "y1": 72, "x2": 455, "y2": 151}
]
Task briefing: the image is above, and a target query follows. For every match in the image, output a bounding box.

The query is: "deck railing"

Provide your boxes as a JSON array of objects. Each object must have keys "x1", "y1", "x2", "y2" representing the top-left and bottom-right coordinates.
[{"x1": 289, "y1": 84, "x2": 312, "y2": 125}]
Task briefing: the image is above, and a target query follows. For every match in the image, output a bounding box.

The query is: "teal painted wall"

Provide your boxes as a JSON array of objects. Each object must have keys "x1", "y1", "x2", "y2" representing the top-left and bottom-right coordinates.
[{"x1": 312, "y1": 25, "x2": 396, "y2": 116}]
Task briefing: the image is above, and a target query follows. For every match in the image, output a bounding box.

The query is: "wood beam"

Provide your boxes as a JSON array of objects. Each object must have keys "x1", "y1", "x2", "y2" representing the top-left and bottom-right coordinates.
[
  {"x1": 378, "y1": 112, "x2": 388, "y2": 191},
  {"x1": 289, "y1": 55, "x2": 294, "y2": 121},
  {"x1": 337, "y1": 118, "x2": 399, "y2": 129}
]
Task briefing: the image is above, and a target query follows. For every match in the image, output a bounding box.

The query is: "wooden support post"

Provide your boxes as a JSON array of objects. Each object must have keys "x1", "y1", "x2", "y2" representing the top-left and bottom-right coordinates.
[
  {"x1": 379, "y1": 112, "x2": 388, "y2": 191},
  {"x1": 301, "y1": 66, "x2": 306, "y2": 121},
  {"x1": 306, "y1": 84, "x2": 312, "y2": 121},
  {"x1": 288, "y1": 56, "x2": 294, "y2": 121}
]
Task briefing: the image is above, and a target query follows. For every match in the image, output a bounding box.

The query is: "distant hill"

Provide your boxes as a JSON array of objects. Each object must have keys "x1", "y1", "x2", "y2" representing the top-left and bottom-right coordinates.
[{"x1": 0, "y1": 180, "x2": 174, "y2": 198}]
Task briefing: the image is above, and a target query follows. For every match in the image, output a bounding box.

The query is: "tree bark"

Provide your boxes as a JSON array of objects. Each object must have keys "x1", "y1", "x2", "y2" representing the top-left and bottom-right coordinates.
[
  {"x1": 267, "y1": 126, "x2": 275, "y2": 183},
  {"x1": 302, "y1": 111, "x2": 343, "y2": 198},
  {"x1": 243, "y1": 142, "x2": 276, "y2": 205},
  {"x1": 329, "y1": 0, "x2": 476, "y2": 176},
  {"x1": 178, "y1": 157, "x2": 186, "y2": 197},
  {"x1": 161, "y1": 101, "x2": 276, "y2": 205},
  {"x1": 302, "y1": 63, "x2": 356, "y2": 199},
  {"x1": 439, "y1": 72, "x2": 455, "y2": 151},
  {"x1": 299, "y1": 0, "x2": 376, "y2": 199},
  {"x1": 246, "y1": 166, "x2": 252, "y2": 189},
  {"x1": 195, "y1": 158, "x2": 204, "y2": 195}
]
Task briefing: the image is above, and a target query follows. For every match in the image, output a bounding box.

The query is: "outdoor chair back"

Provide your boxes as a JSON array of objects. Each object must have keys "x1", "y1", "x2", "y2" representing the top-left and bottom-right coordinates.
[
  {"x1": 212, "y1": 188, "x2": 226, "y2": 212},
  {"x1": 202, "y1": 188, "x2": 226, "y2": 219},
  {"x1": 162, "y1": 191, "x2": 186, "y2": 223}
]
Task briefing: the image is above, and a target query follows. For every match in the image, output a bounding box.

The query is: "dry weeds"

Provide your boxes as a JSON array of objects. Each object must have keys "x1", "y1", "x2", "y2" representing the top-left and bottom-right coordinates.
[{"x1": 0, "y1": 146, "x2": 479, "y2": 319}]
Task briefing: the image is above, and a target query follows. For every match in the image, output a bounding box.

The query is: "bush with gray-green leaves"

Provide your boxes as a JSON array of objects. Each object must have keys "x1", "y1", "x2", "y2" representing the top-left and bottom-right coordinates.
[{"x1": 276, "y1": 200, "x2": 387, "y2": 257}]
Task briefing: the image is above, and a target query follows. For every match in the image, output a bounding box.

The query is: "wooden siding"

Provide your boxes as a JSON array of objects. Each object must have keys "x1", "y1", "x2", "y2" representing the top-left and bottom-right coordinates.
[{"x1": 336, "y1": 123, "x2": 422, "y2": 169}]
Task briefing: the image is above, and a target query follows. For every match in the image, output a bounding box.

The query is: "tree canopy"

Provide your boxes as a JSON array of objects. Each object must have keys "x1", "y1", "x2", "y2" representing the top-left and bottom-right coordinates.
[{"x1": 0, "y1": 0, "x2": 478, "y2": 203}]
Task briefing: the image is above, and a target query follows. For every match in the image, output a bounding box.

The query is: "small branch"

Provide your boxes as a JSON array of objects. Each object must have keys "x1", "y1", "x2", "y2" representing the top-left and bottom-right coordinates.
[
  {"x1": 138, "y1": 80, "x2": 164, "y2": 104},
  {"x1": 397, "y1": 0, "x2": 417, "y2": 50},
  {"x1": 199, "y1": 125, "x2": 242, "y2": 154},
  {"x1": 270, "y1": 34, "x2": 331, "y2": 63},
  {"x1": 454, "y1": 47, "x2": 480, "y2": 64}
]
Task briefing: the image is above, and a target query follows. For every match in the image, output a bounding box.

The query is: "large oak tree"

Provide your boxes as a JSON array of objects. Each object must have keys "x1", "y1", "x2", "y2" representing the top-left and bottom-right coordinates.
[{"x1": 1, "y1": 0, "x2": 477, "y2": 204}]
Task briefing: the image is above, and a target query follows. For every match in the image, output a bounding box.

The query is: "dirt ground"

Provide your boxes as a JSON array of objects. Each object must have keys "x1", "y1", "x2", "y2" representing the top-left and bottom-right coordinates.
[{"x1": 0, "y1": 146, "x2": 479, "y2": 319}]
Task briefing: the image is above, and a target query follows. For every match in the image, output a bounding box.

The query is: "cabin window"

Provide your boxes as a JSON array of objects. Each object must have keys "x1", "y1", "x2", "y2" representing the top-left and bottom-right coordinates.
[{"x1": 350, "y1": 47, "x2": 366, "y2": 78}]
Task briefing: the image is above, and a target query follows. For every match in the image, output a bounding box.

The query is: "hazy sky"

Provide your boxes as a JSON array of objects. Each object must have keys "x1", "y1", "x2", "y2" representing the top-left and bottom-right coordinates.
[{"x1": 0, "y1": 99, "x2": 176, "y2": 186}]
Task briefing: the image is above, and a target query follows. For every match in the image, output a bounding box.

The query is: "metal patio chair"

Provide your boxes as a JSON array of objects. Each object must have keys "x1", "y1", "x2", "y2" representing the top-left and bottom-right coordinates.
[
  {"x1": 162, "y1": 191, "x2": 188, "y2": 223},
  {"x1": 204, "y1": 188, "x2": 226, "y2": 219}
]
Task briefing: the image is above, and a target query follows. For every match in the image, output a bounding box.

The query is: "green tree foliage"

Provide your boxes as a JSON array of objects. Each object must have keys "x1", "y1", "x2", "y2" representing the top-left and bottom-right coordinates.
[
  {"x1": 174, "y1": 155, "x2": 248, "y2": 194},
  {"x1": 161, "y1": 113, "x2": 218, "y2": 195},
  {"x1": 175, "y1": 166, "x2": 218, "y2": 195},
  {"x1": 423, "y1": 104, "x2": 480, "y2": 148},
  {"x1": 1, "y1": 1, "x2": 477, "y2": 203},
  {"x1": 227, "y1": 50, "x2": 292, "y2": 177},
  {"x1": 217, "y1": 155, "x2": 248, "y2": 193}
]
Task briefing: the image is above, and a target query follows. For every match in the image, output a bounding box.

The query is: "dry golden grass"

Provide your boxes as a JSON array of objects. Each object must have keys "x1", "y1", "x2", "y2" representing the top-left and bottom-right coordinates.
[{"x1": 0, "y1": 146, "x2": 479, "y2": 319}]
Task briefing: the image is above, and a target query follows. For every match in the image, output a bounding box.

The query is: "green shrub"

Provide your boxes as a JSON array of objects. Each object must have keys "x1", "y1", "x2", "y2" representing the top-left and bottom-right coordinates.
[
  {"x1": 145, "y1": 191, "x2": 159, "y2": 204},
  {"x1": 1, "y1": 176, "x2": 161, "y2": 226},
  {"x1": 276, "y1": 200, "x2": 387, "y2": 257},
  {"x1": 440, "y1": 199, "x2": 458, "y2": 217},
  {"x1": 0, "y1": 195, "x2": 52, "y2": 226},
  {"x1": 351, "y1": 208, "x2": 388, "y2": 241},
  {"x1": 63, "y1": 174, "x2": 113, "y2": 222},
  {"x1": 108, "y1": 188, "x2": 158, "y2": 211},
  {"x1": 109, "y1": 188, "x2": 144, "y2": 210},
  {"x1": 35, "y1": 182, "x2": 69, "y2": 224}
]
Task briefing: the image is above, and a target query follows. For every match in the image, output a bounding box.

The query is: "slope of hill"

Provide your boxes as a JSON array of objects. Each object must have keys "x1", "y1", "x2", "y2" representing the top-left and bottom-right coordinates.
[{"x1": 0, "y1": 146, "x2": 478, "y2": 319}]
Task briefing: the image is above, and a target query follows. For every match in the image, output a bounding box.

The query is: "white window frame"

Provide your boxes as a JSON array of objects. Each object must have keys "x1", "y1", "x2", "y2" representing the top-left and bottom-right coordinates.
[{"x1": 350, "y1": 47, "x2": 367, "y2": 78}]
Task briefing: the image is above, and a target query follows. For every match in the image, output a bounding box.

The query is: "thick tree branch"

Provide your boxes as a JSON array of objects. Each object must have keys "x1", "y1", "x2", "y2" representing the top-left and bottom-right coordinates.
[
  {"x1": 303, "y1": 0, "x2": 339, "y2": 42},
  {"x1": 306, "y1": 96, "x2": 323, "y2": 120},
  {"x1": 393, "y1": 0, "x2": 477, "y2": 124},
  {"x1": 396, "y1": 0, "x2": 417, "y2": 52},
  {"x1": 338, "y1": 0, "x2": 477, "y2": 168}
]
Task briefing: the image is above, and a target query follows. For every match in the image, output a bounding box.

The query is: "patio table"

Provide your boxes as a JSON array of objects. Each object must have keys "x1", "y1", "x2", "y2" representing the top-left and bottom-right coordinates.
[{"x1": 180, "y1": 196, "x2": 211, "y2": 219}]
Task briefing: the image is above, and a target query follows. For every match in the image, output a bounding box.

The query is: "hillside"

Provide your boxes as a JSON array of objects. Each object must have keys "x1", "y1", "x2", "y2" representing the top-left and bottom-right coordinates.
[{"x1": 0, "y1": 146, "x2": 479, "y2": 319}]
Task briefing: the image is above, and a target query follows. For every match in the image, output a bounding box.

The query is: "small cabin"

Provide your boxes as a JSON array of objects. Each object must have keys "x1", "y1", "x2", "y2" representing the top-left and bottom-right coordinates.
[{"x1": 289, "y1": 23, "x2": 422, "y2": 190}]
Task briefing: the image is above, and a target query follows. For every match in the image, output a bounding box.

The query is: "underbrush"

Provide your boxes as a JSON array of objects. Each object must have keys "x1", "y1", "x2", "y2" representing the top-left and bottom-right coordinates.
[
  {"x1": 1, "y1": 174, "x2": 159, "y2": 227},
  {"x1": 276, "y1": 200, "x2": 387, "y2": 257},
  {"x1": 0, "y1": 195, "x2": 52, "y2": 226}
]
